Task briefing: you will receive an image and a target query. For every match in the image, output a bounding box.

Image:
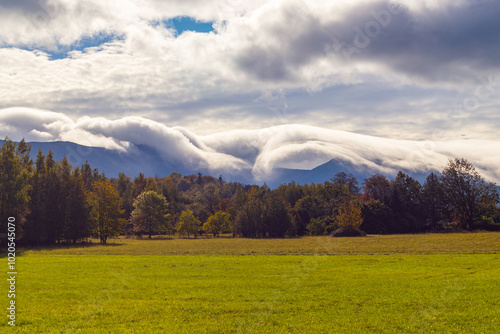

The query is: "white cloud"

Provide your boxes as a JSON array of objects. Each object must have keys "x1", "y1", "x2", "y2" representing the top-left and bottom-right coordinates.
[
  {"x1": 1, "y1": 108, "x2": 499, "y2": 184},
  {"x1": 1, "y1": 0, "x2": 500, "y2": 146}
]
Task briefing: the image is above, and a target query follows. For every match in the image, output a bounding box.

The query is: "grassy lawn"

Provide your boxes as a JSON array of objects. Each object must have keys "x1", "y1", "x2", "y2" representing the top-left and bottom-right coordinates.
[
  {"x1": 19, "y1": 232, "x2": 500, "y2": 256},
  {"x1": 2, "y1": 233, "x2": 499, "y2": 333}
]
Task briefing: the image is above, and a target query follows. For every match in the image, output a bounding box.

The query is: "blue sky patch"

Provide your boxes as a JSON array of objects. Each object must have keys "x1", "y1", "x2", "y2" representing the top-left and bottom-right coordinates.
[
  {"x1": 49, "y1": 33, "x2": 123, "y2": 60},
  {"x1": 166, "y1": 17, "x2": 215, "y2": 35},
  {"x1": 3, "y1": 33, "x2": 124, "y2": 60}
]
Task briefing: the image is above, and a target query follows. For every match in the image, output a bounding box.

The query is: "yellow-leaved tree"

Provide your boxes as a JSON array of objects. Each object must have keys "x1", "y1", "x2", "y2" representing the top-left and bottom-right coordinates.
[{"x1": 336, "y1": 200, "x2": 363, "y2": 229}]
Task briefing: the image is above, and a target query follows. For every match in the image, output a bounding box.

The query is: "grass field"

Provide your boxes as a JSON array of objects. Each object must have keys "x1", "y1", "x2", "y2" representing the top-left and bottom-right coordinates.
[{"x1": 2, "y1": 233, "x2": 500, "y2": 333}]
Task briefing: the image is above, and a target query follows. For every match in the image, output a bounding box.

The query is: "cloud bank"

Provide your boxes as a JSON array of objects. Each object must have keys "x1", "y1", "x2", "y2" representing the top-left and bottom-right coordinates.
[
  {"x1": 1, "y1": 1, "x2": 500, "y2": 141},
  {"x1": 1, "y1": 108, "x2": 499, "y2": 184}
]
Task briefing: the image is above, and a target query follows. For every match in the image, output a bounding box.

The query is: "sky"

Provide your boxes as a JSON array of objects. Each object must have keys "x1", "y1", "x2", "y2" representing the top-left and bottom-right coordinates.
[{"x1": 0, "y1": 0, "x2": 499, "y2": 182}]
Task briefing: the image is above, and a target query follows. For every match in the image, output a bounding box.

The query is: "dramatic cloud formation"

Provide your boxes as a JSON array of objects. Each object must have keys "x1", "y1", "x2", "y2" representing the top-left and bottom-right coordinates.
[
  {"x1": 1, "y1": 108, "x2": 499, "y2": 183},
  {"x1": 1, "y1": 0, "x2": 500, "y2": 141},
  {"x1": 0, "y1": 1, "x2": 499, "y2": 182}
]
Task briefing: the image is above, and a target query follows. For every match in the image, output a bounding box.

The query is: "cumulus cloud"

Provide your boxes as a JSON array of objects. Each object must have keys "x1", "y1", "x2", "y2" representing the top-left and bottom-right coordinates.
[
  {"x1": 1, "y1": 1, "x2": 500, "y2": 145},
  {"x1": 1, "y1": 108, "x2": 499, "y2": 183}
]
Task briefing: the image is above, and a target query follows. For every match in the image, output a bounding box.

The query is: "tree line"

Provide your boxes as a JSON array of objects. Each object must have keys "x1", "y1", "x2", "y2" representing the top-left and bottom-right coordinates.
[{"x1": 1, "y1": 138, "x2": 499, "y2": 246}]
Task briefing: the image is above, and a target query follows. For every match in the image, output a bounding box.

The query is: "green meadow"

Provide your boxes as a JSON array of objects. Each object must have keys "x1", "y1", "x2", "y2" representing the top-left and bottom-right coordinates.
[{"x1": 2, "y1": 233, "x2": 500, "y2": 333}]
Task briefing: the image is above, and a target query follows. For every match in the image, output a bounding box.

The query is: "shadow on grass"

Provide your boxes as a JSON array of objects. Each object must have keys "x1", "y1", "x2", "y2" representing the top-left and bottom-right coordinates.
[
  {"x1": 129, "y1": 235, "x2": 176, "y2": 241},
  {"x1": 0, "y1": 240, "x2": 124, "y2": 257}
]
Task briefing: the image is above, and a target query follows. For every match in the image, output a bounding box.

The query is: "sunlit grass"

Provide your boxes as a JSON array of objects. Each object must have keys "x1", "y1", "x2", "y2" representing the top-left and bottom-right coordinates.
[
  {"x1": 21, "y1": 231, "x2": 500, "y2": 256},
  {"x1": 1, "y1": 233, "x2": 499, "y2": 333}
]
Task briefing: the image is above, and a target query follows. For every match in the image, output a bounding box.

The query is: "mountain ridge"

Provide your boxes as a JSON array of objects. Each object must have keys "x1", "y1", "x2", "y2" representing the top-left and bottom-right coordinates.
[{"x1": 1, "y1": 139, "x2": 444, "y2": 187}]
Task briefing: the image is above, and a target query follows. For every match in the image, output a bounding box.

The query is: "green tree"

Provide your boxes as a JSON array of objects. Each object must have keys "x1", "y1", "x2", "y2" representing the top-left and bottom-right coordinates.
[
  {"x1": 422, "y1": 172, "x2": 449, "y2": 230},
  {"x1": 440, "y1": 158, "x2": 499, "y2": 230},
  {"x1": 44, "y1": 150, "x2": 63, "y2": 244},
  {"x1": 263, "y1": 192, "x2": 292, "y2": 238},
  {"x1": 295, "y1": 195, "x2": 324, "y2": 228},
  {"x1": 360, "y1": 200, "x2": 394, "y2": 234},
  {"x1": 132, "y1": 172, "x2": 147, "y2": 198},
  {"x1": 0, "y1": 138, "x2": 32, "y2": 245},
  {"x1": 389, "y1": 171, "x2": 424, "y2": 233},
  {"x1": 87, "y1": 179, "x2": 125, "y2": 244},
  {"x1": 332, "y1": 172, "x2": 360, "y2": 195},
  {"x1": 235, "y1": 196, "x2": 264, "y2": 238},
  {"x1": 66, "y1": 167, "x2": 90, "y2": 243},
  {"x1": 199, "y1": 185, "x2": 221, "y2": 215},
  {"x1": 116, "y1": 172, "x2": 133, "y2": 218},
  {"x1": 306, "y1": 217, "x2": 328, "y2": 236},
  {"x1": 177, "y1": 210, "x2": 201, "y2": 238},
  {"x1": 204, "y1": 211, "x2": 231, "y2": 237},
  {"x1": 130, "y1": 191, "x2": 171, "y2": 238},
  {"x1": 24, "y1": 149, "x2": 46, "y2": 245},
  {"x1": 145, "y1": 177, "x2": 159, "y2": 193},
  {"x1": 59, "y1": 156, "x2": 73, "y2": 243}
]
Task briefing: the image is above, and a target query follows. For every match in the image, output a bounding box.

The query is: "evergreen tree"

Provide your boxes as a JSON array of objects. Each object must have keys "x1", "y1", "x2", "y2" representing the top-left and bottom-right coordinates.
[
  {"x1": 44, "y1": 150, "x2": 62, "y2": 244},
  {"x1": 422, "y1": 172, "x2": 449, "y2": 230},
  {"x1": 66, "y1": 167, "x2": 90, "y2": 243},
  {"x1": 389, "y1": 171, "x2": 424, "y2": 233},
  {"x1": 132, "y1": 172, "x2": 147, "y2": 198},
  {"x1": 0, "y1": 138, "x2": 32, "y2": 246},
  {"x1": 263, "y1": 192, "x2": 292, "y2": 238},
  {"x1": 24, "y1": 149, "x2": 46, "y2": 245}
]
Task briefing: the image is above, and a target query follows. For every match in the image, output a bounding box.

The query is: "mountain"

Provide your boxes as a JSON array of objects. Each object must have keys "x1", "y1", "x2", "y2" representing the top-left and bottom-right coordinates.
[
  {"x1": 2, "y1": 122, "x2": 499, "y2": 188},
  {"x1": 19, "y1": 141, "x2": 191, "y2": 178},
  {"x1": 2, "y1": 112, "x2": 499, "y2": 186},
  {"x1": 2, "y1": 139, "x2": 438, "y2": 187}
]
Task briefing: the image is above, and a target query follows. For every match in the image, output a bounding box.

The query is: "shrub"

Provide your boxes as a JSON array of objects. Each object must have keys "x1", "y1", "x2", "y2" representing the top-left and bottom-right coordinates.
[
  {"x1": 331, "y1": 226, "x2": 367, "y2": 237},
  {"x1": 306, "y1": 217, "x2": 327, "y2": 236}
]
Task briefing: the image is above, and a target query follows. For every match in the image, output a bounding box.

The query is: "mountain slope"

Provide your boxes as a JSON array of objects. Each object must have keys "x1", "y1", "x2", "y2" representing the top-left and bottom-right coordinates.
[
  {"x1": 2, "y1": 120, "x2": 499, "y2": 187},
  {"x1": 0, "y1": 140, "x2": 445, "y2": 187}
]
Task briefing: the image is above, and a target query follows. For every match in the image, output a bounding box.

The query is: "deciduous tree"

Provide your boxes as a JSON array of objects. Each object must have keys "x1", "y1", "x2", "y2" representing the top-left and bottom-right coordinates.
[
  {"x1": 87, "y1": 179, "x2": 125, "y2": 244},
  {"x1": 130, "y1": 191, "x2": 171, "y2": 238},
  {"x1": 440, "y1": 158, "x2": 499, "y2": 230},
  {"x1": 336, "y1": 200, "x2": 363, "y2": 229},
  {"x1": 204, "y1": 211, "x2": 231, "y2": 237},
  {"x1": 177, "y1": 210, "x2": 201, "y2": 238}
]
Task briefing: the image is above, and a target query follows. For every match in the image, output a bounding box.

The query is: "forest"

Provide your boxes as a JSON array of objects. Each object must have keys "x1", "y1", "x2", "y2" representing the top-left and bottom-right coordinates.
[{"x1": 1, "y1": 138, "x2": 499, "y2": 246}]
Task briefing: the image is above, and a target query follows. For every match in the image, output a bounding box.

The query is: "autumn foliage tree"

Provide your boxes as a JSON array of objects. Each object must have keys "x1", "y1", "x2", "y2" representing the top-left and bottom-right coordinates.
[
  {"x1": 332, "y1": 200, "x2": 365, "y2": 237},
  {"x1": 87, "y1": 179, "x2": 125, "y2": 244},
  {"x1": 336, "y1": 200, "x2": 363, "y2": 229}
]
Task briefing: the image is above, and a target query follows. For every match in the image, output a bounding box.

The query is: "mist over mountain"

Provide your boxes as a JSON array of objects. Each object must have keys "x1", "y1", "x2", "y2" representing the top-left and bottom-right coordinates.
[
  {"x1": 2, "y1": 137, "x2": 494, "y2": 189},
  {"x1": 1, "y1": 109, "x2": 499, "y2": 187}
]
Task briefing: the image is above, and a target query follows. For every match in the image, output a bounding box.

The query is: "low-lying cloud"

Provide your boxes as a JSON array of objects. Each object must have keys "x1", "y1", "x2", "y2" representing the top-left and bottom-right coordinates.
[{"x1": 1, "y1": 108, "x2": 499, "y2": 184}]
